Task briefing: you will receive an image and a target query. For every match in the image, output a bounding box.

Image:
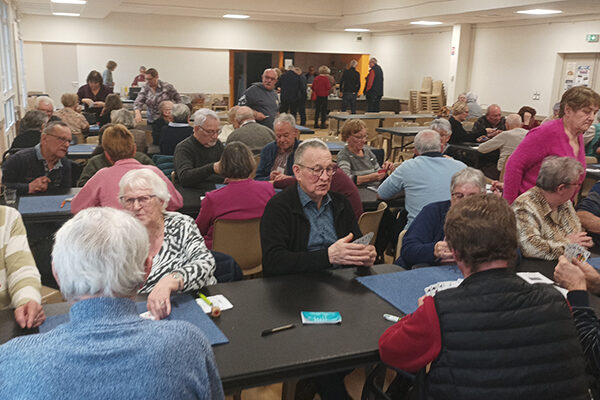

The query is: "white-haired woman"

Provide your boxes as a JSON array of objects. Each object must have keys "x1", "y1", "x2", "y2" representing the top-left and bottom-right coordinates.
[{"x1": 119, "y1": 168, "x2": 216, "y2": 319}]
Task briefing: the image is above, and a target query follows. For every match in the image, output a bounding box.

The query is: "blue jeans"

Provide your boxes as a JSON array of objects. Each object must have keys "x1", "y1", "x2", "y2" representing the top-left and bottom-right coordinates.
[{"x1": 341, "y1": 92, "x2": 357, "y2": 114}]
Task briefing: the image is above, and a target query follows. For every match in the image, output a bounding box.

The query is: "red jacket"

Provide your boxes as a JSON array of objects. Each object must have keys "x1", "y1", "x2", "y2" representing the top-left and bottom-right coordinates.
[{"x1": 311, "y1": 75, "x2": 331, "y2": 98}]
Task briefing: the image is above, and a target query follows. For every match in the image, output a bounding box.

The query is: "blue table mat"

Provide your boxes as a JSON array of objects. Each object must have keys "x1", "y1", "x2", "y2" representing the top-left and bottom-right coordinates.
[
  {"x1": 18, "y1": 194, "x2": 72, "y2": 214},
  {"x1": 39, "y1": 294, "x2": 228, "y2": 346},
  {"x1": 356, "y1": 265, "x2": 463, "y2": 315},
  {"x1": 586, "y1": 257, "x2": 600, "y2": 270},
  {"x1": 326, "y1": 142, "x2": 344, "y2": 151},
  {"x1": 68, "y1": 144, "x2": 97, "y2": 154}
]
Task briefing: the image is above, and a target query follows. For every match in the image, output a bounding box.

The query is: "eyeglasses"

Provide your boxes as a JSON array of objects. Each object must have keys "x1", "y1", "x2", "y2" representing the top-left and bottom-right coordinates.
[
  {"x1": 120, "y1": 194, "x2": 157, "y2": 207},
  {"x1": 46, "y1": 133, "x2": 71, "y2": 144},
  {"x1": 200, "y1": 126, "x2": 222, "y2": 136},
  {"x1": 297, "y1": 164, "x2": 336, "y2": 179},
  {"x1": 351, "y1": 134, "x2": 368, "y2": 141}
]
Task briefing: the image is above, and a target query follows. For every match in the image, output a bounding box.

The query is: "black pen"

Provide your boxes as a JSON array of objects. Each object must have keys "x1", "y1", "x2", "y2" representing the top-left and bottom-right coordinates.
[{"x1": 261, "y1": 323, "x2": 295, "y2": 336}]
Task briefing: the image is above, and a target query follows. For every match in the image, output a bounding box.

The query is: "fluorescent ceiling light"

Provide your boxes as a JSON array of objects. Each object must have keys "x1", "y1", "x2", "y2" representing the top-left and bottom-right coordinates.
[
  {"x1": 51, "y1": 0, "x2": 87, "y2": 4},
  {"x1": 516, "y1": 9, "x2": 562, "y2": 15},
  {"x1": 223, "y1": 14, "x2": 249, "y2": 19},
  {"x1": 345, "y1": 28, "x2": 370, "y2": 32},
  {"x1": 52, "y1": 12, "x2": 80, "y2": 16},
  {"x1": 410, "y1": 21, "x2": 443, "y2": 26}
]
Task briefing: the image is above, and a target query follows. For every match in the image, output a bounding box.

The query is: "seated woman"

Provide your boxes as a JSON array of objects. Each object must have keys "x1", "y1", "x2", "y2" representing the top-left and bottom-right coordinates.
[
  {"x1": 151, "y1": 100, "x2": 174, "y2": 146},
  {"x1": 55, "y1": 93, "x2": 89, "y2": 143},
  {"x1": 513, "y1": 156, "x2": 593, "y2": 260},
  {"x1": 196, "y1": 142, "x2": 275, "y2": 249},
  {"x1": 336, "y1": 119, "x2": 392, "y2": 185},
  {"x1": 399, "y1": 167, "x2": 486, "y2": 268},
  {"x1": 447, "y1": 101, "x2": 477, "y2": 144},
  {"x1": 518, "y1": 105, "x2": 540, "y2": 130},
  {"x1": 77, "y1": 70, "x2": 113, "y2": 121},
  {"x1": 98, "y1": 93, "x2": 123, "y2": 127},
  {"x1": 159, "y1": 103, "x2": 193, "y2": 155},
  {"x1": 111, "y1": 109, "x2": 148, "y2": 153},
  {"x1": 119, "y1": 168, "x2": 216, "y2": 319},
  {"x1": 71, "y1": 124, "x2": 182, "y2": 213}
]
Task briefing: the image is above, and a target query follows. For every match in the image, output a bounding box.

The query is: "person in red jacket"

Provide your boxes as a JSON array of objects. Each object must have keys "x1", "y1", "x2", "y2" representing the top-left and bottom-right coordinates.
[{"x1": 311, "y1": 65, "x2": 332, "y2": 129}]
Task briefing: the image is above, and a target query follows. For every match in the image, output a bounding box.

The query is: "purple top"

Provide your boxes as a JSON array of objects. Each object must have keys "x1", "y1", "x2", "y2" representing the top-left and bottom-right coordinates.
[
  {"x1": 195, "y1": 179, "x2": 275, "y2": 249},
  {"x1": 71, "y1": 158, "x2": 183, "y2": 214},
  {"x1": 503, "y1": 118, "x2": 586, "y2": 204}
]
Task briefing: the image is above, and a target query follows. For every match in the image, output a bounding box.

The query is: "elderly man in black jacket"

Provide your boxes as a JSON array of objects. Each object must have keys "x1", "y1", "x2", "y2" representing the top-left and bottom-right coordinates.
[
  {"x1": 260, "y1": 138, "x2": 375, "y2": 277},
  {"x1": 339, "y1": 60, "x2": 361, "y2": 114}
]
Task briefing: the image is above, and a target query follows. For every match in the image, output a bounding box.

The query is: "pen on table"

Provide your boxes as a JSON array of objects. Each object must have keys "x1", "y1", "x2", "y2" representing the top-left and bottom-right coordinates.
[
  {"x1": 199, "y1": 293, "x2": 221, "y2": 317},
  {"x1": 60, "y1": 198, "x2": 73, "y2": 208},
  {"x1": 383, "y1": 314, "x2": 400, "y2": 323},
  {"x1": 261, "y1": 323, "x2": 296, "y2": 337}
]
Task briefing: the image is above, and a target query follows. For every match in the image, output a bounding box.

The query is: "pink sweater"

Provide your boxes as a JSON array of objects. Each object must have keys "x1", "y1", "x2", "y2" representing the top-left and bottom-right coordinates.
[
  {"x1": 71, "y1": 158, "x2": 183, "y2": 213},
  {"x1": 195, "y1": 179, "x2": 275, "y2": 249},
  {"x1": 503, "y1": 118, "x2": 586, "y2": 204}
]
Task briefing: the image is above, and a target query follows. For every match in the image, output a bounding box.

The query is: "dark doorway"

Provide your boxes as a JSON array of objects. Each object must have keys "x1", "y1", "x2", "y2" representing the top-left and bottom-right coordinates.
[{"x1": 233, "y1": 52, "x2": 273, "y2": 102}]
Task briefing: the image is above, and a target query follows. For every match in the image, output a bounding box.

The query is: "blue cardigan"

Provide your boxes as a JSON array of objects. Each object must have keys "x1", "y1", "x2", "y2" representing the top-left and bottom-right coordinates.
[
  {"x1": 0, "y1": 297, "x2": 224, "y2": 400},
  {"x1": 255, "y1": 139, "x2": 300, "y2": 180},
  {"x1": 399, "y1": 200, "x2": 450, "y2": 268}
]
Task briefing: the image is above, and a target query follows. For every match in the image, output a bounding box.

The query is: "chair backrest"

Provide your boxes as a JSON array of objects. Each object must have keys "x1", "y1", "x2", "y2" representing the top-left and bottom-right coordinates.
[
  {"x1": 381, "y1": 118, "x2": 396, "y2": 128},
  {"x1": 395, "y1": 229, "x2": 407, "y2": 261},
  {"x1": 415, "y1": 117, "x2": 433, "y2": 126},
  {"x1": 364, "y1": 118, "x2": 380, "y2": 142},
  {"x1": 212, "y1": 218, "x2": 262, "y2": 274},
  {"x1": 420, "y1": 77, "x2": 432, "y2": 93},
  {"x1": 358, "y1": 202, "x2": 388, "y2": 245},
  {"x1": 431, "y1": 80, "x2": 443, "y2": 96}
]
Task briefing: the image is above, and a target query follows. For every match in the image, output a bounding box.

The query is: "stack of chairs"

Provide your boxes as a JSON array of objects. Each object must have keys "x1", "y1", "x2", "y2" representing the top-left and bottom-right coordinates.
[{"x1": 420, "y1": 80, "x2": 446, "y2": 114}]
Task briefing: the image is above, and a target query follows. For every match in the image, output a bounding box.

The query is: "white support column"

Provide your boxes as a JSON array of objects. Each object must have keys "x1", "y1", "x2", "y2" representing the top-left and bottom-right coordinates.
[{"x1": 447, "y1": 24, "x2": 472, "y2": 104}]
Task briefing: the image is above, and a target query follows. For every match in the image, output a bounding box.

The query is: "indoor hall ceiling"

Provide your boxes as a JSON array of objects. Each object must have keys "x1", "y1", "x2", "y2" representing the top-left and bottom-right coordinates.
[{"x1": 12, "y1": 0, "x2": 600, "y2": 32}]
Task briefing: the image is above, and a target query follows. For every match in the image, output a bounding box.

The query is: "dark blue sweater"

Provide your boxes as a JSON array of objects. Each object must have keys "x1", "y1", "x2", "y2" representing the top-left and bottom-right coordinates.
[{"x1": 399, "y1": 200, "x2": 450, "y2": 268}]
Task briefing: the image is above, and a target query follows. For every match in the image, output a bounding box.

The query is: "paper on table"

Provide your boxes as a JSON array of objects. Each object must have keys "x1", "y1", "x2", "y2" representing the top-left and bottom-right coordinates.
[
  {"x1": 516, "y1": 272, "x2": 554, "y2": 285},
  {"x1": 196, "y1": 294, "x2": 233, "y2": 314}
]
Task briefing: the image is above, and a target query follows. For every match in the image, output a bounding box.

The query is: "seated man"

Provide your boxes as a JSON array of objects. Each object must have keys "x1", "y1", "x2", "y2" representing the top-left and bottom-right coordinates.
[
  {"x1": 11, "y1": 110, "x2": 48, "y2": 149},
  {"x1": 159, "y1": 103, "x2": 193, "y2": 155},
  {"x1": 0, "y1": 207, "x2": 223, "y2": 399},
  {"x1": 471, "y1": 103, "x2": 506, "y2": 140},
  {"x1": 513, "y1": 156, "x2": 592, "y2": 260},
  {"x1": 255, "y1": 113, "x2": 300, "y2": 181},
  {"x1": 379, "y1": 194, "x2": 588, "y2": 399},
  {"x1": 226, "y1": 105, "x2": 275, "y2": 155},
  {"x1": 554, "y1": 256, "x2": 600, "y2": 397},
  {"x1": 477, "y1": 113, "x2": 527, "y2": 173},
  {"x1": 174, "y1": 108, "x2": 224, "y2": 189},
  {"x1": 261, "y1": 138, "x2": 376, "y2": 276},
  {"x1": 0, "y1": 168, "x2": 45, "y2": 329},
  {"x1": 400, "y1": 167, "x2": 486, "y2": 268},
  {"x1": 429, "y1": 118, "x2": 452, "y2": 153},
  {"x1": 2, "y1": 121, "x2": 73, "y2": 195},
  {"x1": 35, "y1": 95, "x2": 61, "y2": 123},
  {"x1": 71, "y1": 124, "x2": 182, "y2": 213},
  {"x1": 576, "y1": 181, "x2": 600, "y2": 245},
  {"x1": 377, "y1": 130, "x2": 466, "y2": 228}
]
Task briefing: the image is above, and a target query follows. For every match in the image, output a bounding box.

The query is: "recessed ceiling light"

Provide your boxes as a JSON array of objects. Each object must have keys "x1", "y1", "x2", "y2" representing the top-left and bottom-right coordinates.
[
  {"x1": 345, "y1": 28, "x2": 370, "y2": 32},
  {"x1": 52, "y1": 12, "x2": 80, "y2": 17},
  {"x1": 410, "y1": 21, "x2": 443, "y2": 26},
  {"x1": 516, "y1": 9, "x2": 562, "y2": 15},
  {"x1": 51, "y1": 0, "x2": 86, "y2": 4},
  {"x1": 223, "y1": 14, "x2": 250, "y2": 19}
]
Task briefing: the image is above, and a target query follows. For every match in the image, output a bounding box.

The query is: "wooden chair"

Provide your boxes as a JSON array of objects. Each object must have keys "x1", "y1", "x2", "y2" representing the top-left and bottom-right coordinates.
[
  {"x1": 462, "y1": 121, "x2": 475, "y2": 132},
  {"x1": 414, "y1": 117, "x2": 434, "y2": 126},
  {"x1": 358, "y1": 202, "x2": 388, "y2": 245},
  {"x1": 212, "y1": 218, "x2": 263, "y2": 277},
  {"x1": 389, "y1": 122, "x2": 419, "y2": 162},
  {"x1": 364, "y1": 118, "x2": 381, "y2": 148},
  {"x1": 421, "y1": 80, "x2": 445, "y2": 113},
  {"x1": 395, "y1": 230, "x2": 407, "y2": 262},
  {"x1": 328, "y1": 111, "x2": 348, "y2": 135},
  {"x1": 41, "y1": 285, "x2": 64, "y2": 304}
]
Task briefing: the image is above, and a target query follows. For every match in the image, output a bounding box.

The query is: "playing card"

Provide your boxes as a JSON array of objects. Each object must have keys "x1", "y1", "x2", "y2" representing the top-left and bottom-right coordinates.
[
  {"x1": 353, "y1": 232, "x2": 374, "y2": 245},
  {"x1": 565, "y1": 243, "x2": 590, "y2": 264}
]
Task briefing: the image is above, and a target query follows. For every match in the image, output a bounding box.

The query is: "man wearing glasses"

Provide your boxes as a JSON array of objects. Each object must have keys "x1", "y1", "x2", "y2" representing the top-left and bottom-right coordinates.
[
  {"x1": 174, "y1": 108, "x2": 224, "y2": 189},
  {"x1": 261, "y1": 138, "x2": 376, "y2": 277},
  {"x1": 238, "y1": 68, "x2": 280, "y2": 129},
  {"x1": 2, "y1": 121, "x2": 73, "y2": 195}
]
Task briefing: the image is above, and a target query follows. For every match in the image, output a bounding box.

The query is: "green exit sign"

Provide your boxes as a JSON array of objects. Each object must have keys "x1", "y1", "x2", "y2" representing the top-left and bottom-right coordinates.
[{"x1": 587, "y1": 34, "x2": 599, "y2": 42}]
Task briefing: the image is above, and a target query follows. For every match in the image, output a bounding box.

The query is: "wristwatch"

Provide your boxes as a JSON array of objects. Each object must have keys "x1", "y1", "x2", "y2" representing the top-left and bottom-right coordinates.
[{"x1": 170, "y1": 272, "x2": 184, "y2": 291}]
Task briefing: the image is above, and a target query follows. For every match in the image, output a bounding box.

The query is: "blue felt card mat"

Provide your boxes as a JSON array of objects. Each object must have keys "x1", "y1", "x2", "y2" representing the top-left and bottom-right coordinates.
[
  {"x1": 356, "y1": 265, "x2": 463, "y2": 315},
  {"x1": 39, "y1": 294, "x2": 229, "y2": 346},
  {"x1": 586, "y1": 257, "x2": 600, "y2": 270},
  {"x1": 326, "y1": 142, "x2": 344, "y2": 151},
  {"x1": 68, "y1": 144, "x2": 97, "y2": 154},
  {"x1": 18, "y1": 194, "x2": 72, "y2": 214}
]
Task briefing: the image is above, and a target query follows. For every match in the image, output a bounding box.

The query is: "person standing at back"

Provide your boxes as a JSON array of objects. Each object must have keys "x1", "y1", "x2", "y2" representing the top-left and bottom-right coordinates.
[
  {"x1": 339, "y1": 60, "x2": 361, "y2": 114},
  {"x1": 364, "y1": 57, "x2": 383, "y2": 112}
]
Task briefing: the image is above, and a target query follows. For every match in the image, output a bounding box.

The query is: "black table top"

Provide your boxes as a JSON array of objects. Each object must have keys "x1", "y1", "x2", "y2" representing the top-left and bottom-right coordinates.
[
  {"x1": 330, "y1": 113, "x2": 435, "y2": 121},
  {"x1": 376, "y1": 126, "x2": 422, "y2": 135},
  {"x1": 0, "y1": 264, "x2": 402, "y2": 393}
]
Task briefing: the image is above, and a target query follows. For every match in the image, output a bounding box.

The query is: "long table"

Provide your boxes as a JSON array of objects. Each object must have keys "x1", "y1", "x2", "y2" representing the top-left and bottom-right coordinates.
[
  {"x1": 376, "y1": 126, "x2": 423, "y2": 154},
  {"x1": 0, "y1": 264, "x2": 402, "y2": 393}
]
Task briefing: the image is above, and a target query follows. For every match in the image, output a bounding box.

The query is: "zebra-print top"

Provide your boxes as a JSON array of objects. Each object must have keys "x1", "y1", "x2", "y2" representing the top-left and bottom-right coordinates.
[{"x1": 139, "y1": 212, "x2": 216, "y2": 293}]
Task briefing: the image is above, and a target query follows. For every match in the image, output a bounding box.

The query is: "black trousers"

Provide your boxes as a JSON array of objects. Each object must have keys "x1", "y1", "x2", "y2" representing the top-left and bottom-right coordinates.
[
  {"x1": 341, "y1": 92, "x2": 357, "y2": 114},
  {"x1": 296, "y1": 98, "x2": 307, "y2": 126},
  {"x1": 366, "y1": 93, "x2": 382, "y2": 112},
  {"x1": 280, "y1": 100, "x2": 298, "y2": 116},
  {"x1": 314, "y1": 96, "x2": 328, "y2": 126}
]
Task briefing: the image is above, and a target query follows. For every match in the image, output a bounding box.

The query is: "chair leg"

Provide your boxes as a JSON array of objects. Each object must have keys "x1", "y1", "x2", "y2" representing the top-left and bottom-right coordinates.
[{"x1": 281, "y1": 379, "x2": 298, "y2": 400}]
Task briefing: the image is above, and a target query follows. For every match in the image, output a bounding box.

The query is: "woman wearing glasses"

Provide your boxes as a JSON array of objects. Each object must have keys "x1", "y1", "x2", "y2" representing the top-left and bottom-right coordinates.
[
  {"x1": 71, "y1": 124, "x2": 182, "y2": 214},
  {"x1": 336, "y1": 119, "x2": 393, "y2": 186},
  {"x1": 119, "y1": 168, "x2": 216, "y2": 320}
]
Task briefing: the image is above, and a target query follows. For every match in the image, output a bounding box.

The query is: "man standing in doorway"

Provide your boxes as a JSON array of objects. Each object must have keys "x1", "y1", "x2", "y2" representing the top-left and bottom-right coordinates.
[
  {"x1": 339, "y1": 60, "x2": 361, "y2": 114},
  {"x1": 365, "y1": 58, "x2": 384, "y2": 112},
  {"x1": 238, "y1": 68, "x2": 280, "y2": 130}
]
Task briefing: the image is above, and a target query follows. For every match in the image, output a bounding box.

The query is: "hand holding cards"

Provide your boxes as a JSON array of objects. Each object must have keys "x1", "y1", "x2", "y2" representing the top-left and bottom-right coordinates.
[{"x1": 565, "y1": 243, "x2": 590, "y2": 264}]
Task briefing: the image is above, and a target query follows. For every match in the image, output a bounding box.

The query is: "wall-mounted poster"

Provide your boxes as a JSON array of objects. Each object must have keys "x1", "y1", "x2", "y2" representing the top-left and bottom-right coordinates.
[
  {"x1": 564, "y1": 62, "x2": 576, "y2": 90},
  {"x1": 575, "y1": 65, "x2": 591, "y2": 87}
]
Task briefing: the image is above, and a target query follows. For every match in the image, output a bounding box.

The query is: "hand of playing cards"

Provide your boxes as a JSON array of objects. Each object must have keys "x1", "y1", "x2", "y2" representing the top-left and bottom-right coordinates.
[
  {"x1": 424, "y1": 279, "x2": 463, "y2": 297},
  {"x1": 564, "y1": 243, "x2": 590, "y2": 264}
]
